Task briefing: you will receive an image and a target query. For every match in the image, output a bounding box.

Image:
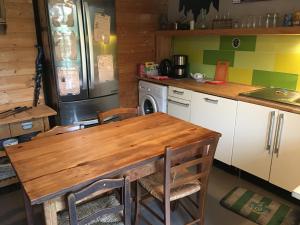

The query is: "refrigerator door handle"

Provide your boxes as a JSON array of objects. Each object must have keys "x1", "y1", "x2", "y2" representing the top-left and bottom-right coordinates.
[
  {"x1": 76, "y1": 0, "x2": 88, "y2": 90},
  {"x1": 83, "y1": 2, "x2": 95, "y2": 89}
]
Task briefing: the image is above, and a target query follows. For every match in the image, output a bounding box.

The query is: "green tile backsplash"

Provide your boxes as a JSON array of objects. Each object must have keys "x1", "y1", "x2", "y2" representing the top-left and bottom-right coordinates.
[
  {"x1": 203, "y1": 50, "x2": 235, "y2": 66},
  {"x1": 220, "y1": 36, "x2": 257, "y2": 51},
  {"x1": 252, "y1": 70, "x2": 298, "y2": 90},
  {"x1": 173, "y1": 35, "x2": 300, "y2": 91}
]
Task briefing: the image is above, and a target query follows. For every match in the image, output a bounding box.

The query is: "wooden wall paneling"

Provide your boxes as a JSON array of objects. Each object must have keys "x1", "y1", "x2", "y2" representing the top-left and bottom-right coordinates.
[
  {"x1": 156, "y1": 35, "x2": 173, "y2": 63},
  {"x1": 116, "y1": 0, "x2": 168, "y2": 107},
  {"x1": 0, "y1": 0, "x2": 39, "y2": 112}
]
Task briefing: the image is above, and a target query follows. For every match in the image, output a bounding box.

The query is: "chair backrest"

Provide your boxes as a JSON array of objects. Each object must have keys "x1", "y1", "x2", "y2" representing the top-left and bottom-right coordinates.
[
  {"x1": 68, "y1": 177, "x2": 131, "y2": 225},
  {"x1": 98, "y1": 107, "x2": 139, "y2": 124},
  {"x1": 34, "y1": 125, "x2": 83, "y2": 139},
  {"x1": 163, "y1": 136, "x2": 220, "y2": 223}
]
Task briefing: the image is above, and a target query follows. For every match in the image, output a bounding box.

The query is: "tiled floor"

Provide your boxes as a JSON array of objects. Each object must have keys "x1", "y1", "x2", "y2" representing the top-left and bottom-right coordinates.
[{"x1": 0, "y1": 166, "x2": 299, "y2": 225}]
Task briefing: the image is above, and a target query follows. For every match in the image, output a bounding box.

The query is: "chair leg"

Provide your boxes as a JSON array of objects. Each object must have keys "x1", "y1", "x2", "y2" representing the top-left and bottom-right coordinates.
[
  {"x1": 198, "y1": 189, "x2": 206, "y2": 225},
  {"x1": 134, "y1": 182, "x2": 141, "y2": 225},
  {"x1": 164, "y1": 199, "x2": 171, "y2": 225}
]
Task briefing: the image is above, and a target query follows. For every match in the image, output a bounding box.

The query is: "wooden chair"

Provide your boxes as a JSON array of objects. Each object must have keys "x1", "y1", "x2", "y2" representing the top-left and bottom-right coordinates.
[
  {"x1": 134, "y1": 136, "x2": 220, "y2": 225},
  {"x1": 98, "y1": 107, "x2": 139, "y2": 124},
  {"x1": 34, "y1": 125, "x2": 83, "y2": 139},
  {"x1": 58, "y1": 177, "x2": 131, "y2": 225}
]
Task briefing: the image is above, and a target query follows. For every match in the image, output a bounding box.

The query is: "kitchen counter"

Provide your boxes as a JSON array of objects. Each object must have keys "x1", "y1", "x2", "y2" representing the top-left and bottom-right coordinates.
[{"x1": 138, "y1": 77, "x2": 300, "y2": 114}]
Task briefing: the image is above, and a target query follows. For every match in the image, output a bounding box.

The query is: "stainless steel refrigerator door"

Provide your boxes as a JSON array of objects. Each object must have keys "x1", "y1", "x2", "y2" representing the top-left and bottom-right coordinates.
[
  {"x1": 59, "y1": 94, "x2": 119, "y2": 125},
  {"x1": 82, "y1": 0, "x2": 119, "y2": 98},
  {"x1": 47, "y1": 0, "x2": 88, "y2": 102}
]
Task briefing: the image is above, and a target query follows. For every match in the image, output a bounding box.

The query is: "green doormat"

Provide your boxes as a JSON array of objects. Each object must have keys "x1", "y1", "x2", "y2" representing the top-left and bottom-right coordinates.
[{"x1": 220, "y1": 187, "x2": 300, "y2": 225}]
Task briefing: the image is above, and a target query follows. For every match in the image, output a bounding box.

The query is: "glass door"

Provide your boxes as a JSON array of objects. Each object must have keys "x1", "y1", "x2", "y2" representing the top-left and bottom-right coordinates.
[
  {"x1": 83, "y1": 0, "x2": 118, "y2": 98},
  {"x1": 48, "y1": 0, "x2": 88, "y2": 102}
]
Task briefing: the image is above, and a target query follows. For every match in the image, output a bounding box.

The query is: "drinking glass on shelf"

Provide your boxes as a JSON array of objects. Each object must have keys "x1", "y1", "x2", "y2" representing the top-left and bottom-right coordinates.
[
  {"x1": 240, "y1": 16, "x2": 247, "y2": 28},
  {"x1": 265, "y1": 13, "x2": 271, "y2": 28},
  {"x1": 247, "y1": 16, "x2": 252, "y2": 28},
  {"x1": 273, "y1": 13, "x2": 279, "y2": 27},
  {"x1": 258, "y1": 15, "x2": 263, "y2": 28}
]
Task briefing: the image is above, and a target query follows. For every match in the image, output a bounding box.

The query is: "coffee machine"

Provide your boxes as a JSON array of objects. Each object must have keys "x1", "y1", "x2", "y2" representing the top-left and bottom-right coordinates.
[
  {"x1": 172, "y1": 55, "x2": 188, "y2": 79},
  {"x1": 159, "y1": 55, "x2": 188, "y2": 79}
]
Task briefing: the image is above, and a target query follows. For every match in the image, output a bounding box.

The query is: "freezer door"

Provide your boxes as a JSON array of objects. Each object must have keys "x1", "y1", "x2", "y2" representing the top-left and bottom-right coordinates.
[
  {"x1": 58, "y1": 94, "x2": 119, "y2": 125},
  {"x1": 82, "y1": 0, "x2": 119, "y2": 98},
  {"x1": 47, "y1": 0, "x2": 88, "y2": 102}
]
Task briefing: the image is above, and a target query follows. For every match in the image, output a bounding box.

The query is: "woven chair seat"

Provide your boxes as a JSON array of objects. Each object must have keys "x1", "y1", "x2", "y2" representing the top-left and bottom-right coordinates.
[
  {"x1": 58, "y1": 194, "x2": 124, "y2": 225},
  {"x1": 0, "y1": 164, "x2": 16, "y2": 180},
  {"x1": 139, "y1": 171, "x2": 201, "y2": 202}
]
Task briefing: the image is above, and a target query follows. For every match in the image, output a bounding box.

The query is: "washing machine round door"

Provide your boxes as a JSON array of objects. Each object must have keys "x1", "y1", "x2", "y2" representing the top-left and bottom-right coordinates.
[{"x1": 141, "y1": 95, "x2": 158, "y2": 115}]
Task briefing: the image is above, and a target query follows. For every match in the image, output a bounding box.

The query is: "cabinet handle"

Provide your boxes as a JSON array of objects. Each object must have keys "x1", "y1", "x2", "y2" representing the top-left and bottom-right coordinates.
[
  {"x1": 168, "y1": 99, "x2": 190, "y2": 107},
  {"x1": 204, "y1": 98, "x2": 218, "y2": 104},
  {"x1": 21, "y1": 121, "x2": 33, "y2": 130},
  {"x1": 273, "y1": 113, "x2": 284, "y2": 157},
  {"x1": 173, "y1": 90, "x2": 184, "y2": 95},
  {"x1": 266, "y1": 111, "x2": 276, "y2": 153}
]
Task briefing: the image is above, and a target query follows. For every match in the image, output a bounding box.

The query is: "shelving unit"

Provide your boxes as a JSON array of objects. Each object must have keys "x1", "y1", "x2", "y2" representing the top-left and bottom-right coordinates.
[
  {"x1": 0, "y1": 105, "x2": 57, "y2": 188},
  {"x1": 157, "y1": 26, "x2": 300, "y2": 37},
  {"x1": 155, "y1": 26, "x2": 300, "y2": 62}
]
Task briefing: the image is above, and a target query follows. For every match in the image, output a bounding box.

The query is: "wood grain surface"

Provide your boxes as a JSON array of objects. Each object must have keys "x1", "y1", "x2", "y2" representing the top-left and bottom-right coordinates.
[
  {"x1": 156, "y1": 27, "x2": 300, "y2": 37},
  {"x1": 0, "y1": 105, "x2": 57, "y2": 126},
  {"x1": 0, "y1": 0, "x2": 42, "y2": 112},
  {"x1": 116, "y1": 0, "x2": 168, "y2": 107},
  {"x1": 6, "y1": 113, "x2": 220, "y2": 205},
  {"x1": 138, "y1": 77, "x2": 259, "y2": 100},
  {"x1": 138, "y1": 77, "x2": 300, "y2": 114}
]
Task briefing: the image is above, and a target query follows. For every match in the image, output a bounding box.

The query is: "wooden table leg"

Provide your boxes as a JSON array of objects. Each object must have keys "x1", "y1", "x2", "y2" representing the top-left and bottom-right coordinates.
[
  {"x1": 22, "y1": 189, "x2": 34, "y2": 225},
  {"x1": 43, "y1": 199, "x2": 58, "y2": 225}
]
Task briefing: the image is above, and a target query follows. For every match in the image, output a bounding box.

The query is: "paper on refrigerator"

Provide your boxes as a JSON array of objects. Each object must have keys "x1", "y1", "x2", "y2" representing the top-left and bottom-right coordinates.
[
  {"x1": 94, "y1": 12, "x2": 111, "y2": 44},
  {"x1": 57, "y1": 67, "x2": 80, "y2": 96},
  {"x1": 97, "y1": 55, "x2": 114, "y2": 83}
]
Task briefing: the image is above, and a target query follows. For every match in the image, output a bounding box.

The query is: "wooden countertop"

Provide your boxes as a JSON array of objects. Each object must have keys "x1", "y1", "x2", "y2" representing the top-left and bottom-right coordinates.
[
  {"x1": 138, "y1": 77, "x2": 300, "y2": 114},
  {"x1": 139, "y1": 77, "x2": 258, "y2": 100},
  {"x1": 0, "y1": 105, "x2": 57, "y2": 126},
  {"x1": 6, "y1": 113, "x2": 220, "y2": 204}
]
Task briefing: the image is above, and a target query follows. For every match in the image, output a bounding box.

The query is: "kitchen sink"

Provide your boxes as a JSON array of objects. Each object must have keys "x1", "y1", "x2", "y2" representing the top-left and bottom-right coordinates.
[{"x1": 240, "y1": 87, "x2": 300, "y2": 107}]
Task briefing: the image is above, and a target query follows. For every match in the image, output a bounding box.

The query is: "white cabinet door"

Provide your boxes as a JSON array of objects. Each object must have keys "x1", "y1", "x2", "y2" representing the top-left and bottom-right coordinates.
[
  {"x1": 269, "y1": 111, "x2": 300, "y2": 192},
  {"x1": 167, "y1": 96, "x2": 191, "y2": 122},
  {"x1": 232, "y1": 102, "x2": 276, "y2": 180},
  {"x1": 191, "y1": 92, "x2": 237, "y2": 164}
]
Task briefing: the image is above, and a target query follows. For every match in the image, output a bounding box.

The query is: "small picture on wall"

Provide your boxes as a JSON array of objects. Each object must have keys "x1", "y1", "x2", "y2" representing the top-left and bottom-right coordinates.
[{"x1": 233, "y1": 0, "x2": 271, "y2": 3}]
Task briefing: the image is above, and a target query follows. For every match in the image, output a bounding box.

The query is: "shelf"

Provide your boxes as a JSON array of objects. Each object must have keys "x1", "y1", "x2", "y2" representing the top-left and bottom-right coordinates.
[
  {"x1": 156, "y1": 26, "x2": 300, "y2": 37},
  {"x1": 0, "y1": 105, "x2": 56, "y2": 126}
]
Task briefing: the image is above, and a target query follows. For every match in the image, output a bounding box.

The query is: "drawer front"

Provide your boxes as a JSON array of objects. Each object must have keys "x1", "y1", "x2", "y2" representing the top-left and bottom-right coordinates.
[
  {"x1": 167, "y1": 97, "x2": 191, "y2": 122},
  {"x1": 10, "y1": 118, "x2": 44, "y2": 137},
  {"x1": 168, "y1": 86, "x2": 192, "y2": 100},
  {"x1": 0, "y1": 125, "x2": 11, "y2": 139}
]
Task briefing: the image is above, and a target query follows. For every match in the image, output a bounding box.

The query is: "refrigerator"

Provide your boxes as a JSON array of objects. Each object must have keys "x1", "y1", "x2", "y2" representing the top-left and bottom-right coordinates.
[{"x1": 35, "y1": 0, "x2": 119, "y2": 125}]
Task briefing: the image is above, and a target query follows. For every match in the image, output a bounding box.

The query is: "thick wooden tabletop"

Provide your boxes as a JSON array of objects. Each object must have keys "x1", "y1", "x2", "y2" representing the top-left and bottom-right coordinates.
[{"x1": 6, "y1": 113, "x2": 220, "y2": 205}]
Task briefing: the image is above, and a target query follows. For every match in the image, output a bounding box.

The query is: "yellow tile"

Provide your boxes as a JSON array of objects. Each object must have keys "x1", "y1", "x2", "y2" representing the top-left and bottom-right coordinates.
[
  {"x1": 275, "y1": 53, "x2": 300, "y2": 74},
  {"x1": 234, "y1": 51, "x2": 275, "y2": 71},
  {"x1": 256, "y1": 36, "x2": 300, "y2": 53},
  {"x1": 297, "y1": 77, "x2": 300, "y2": 92},
  {"x1": 228, "y1": 68, "x2": 253, "y2": 85}
]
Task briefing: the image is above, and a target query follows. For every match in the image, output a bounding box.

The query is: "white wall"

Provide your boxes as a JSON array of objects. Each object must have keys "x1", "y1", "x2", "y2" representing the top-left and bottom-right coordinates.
[{"x1": 168, "y1": 0, "x2": 300, "y2": 23}]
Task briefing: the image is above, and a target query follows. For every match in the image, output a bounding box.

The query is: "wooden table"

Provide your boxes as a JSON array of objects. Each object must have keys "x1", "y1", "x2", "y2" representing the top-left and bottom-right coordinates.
[{"x1": 5, "y1": 113, "x2": 220, "y2": 225}]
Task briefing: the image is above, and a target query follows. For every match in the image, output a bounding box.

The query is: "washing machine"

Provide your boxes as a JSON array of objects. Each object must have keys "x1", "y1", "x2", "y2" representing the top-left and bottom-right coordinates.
[{"x1": 139, "y1": 81, "x2": 168, "y2": 115}]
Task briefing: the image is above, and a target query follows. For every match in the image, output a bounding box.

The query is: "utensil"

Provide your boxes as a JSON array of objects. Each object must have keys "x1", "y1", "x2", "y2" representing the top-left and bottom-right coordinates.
[
  {"x1": 215, "y1": 61, "x2": 229, "y2": 82},
  {"x1": 0, "y1": 106, "x2": 32, "y2": 119}
]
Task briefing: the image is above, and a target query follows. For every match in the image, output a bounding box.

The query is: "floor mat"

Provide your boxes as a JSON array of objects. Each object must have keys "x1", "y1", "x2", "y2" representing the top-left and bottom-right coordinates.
[{"x1": 220, "y1": 187, "x2": 300, "y2": 225}]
